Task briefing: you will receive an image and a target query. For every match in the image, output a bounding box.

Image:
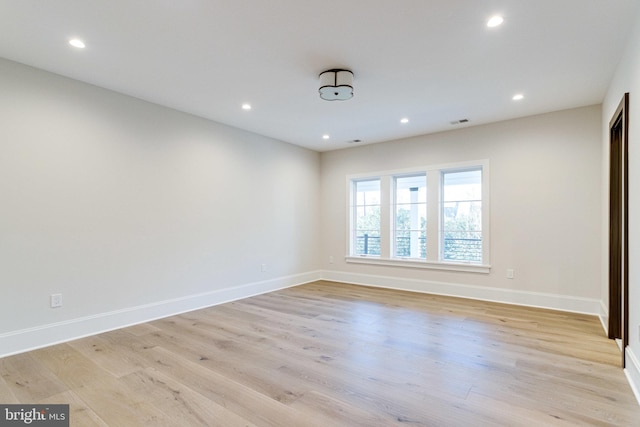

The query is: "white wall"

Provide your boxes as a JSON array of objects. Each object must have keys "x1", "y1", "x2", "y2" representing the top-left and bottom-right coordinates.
[
  {"x1": 603, "y1": 7, "x2": 640, "y2": 401},
  {"x1": 0, "y1": 58, "x2": 321, "y2": 356},
  {"x1": 320, "y1": 106, "x2": 603, "y2": 314}
]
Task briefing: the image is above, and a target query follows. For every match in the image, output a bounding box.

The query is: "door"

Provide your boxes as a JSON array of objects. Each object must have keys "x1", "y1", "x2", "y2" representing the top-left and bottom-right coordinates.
[{"x1": 608, "y1": 93, "x2": 629, "y2": 367}]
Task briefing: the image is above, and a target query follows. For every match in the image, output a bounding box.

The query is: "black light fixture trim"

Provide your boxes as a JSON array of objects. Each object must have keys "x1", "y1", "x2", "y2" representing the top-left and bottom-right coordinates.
[{"x1": 319, "y1": 69, "x2": 354, "y2": 101}]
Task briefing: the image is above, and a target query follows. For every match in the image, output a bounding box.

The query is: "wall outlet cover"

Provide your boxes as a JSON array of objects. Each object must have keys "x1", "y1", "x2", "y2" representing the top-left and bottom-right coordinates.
[{"x1": 50, "y1": 293, "x2": 63, "y2": 308}]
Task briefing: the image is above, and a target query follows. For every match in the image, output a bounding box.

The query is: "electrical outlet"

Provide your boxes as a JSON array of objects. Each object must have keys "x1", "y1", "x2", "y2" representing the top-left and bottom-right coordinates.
[
  {"x1": 506, "y1": 269, "x2": 514, "y2": 279},
  {"x1": 50, "y1": 293, "x2": 63, "y2": 308}
]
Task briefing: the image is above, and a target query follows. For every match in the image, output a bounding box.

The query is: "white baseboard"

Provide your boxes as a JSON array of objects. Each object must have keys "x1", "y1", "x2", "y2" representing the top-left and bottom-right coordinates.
[
  {"x1": 321, "y1": 270, "x2": 602, "y2": 315},
  {"x1": 0, "y1": 271, "x2": 322, "y2": 359},
  {"x1": 598, "y1": 300, "x2": 609, "y2": 335},
  {"x1": 625, "y1": 347, "x2": 640, "y2": 406}
]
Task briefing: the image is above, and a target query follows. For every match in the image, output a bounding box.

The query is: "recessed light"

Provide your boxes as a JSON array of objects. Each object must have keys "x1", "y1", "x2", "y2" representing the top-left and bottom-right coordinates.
[
  {"x1": 242, "y1": 103, "x2": 252, "y2": 110},
  {"x1": 512, "y1": 93, "x2": 524, "y2": 101},
  {"x1": 400, "y1": 118, "x2": 409, "y2": 124},
  {"x1": 322, "y1": 134, "x2": 330, "y2": 140},
  {"x1": 487, "y1": 15, "x2": 504, "y2": 28},
  {"x1": 69, "y1": 39, "x2": 86, "y2": 49}
]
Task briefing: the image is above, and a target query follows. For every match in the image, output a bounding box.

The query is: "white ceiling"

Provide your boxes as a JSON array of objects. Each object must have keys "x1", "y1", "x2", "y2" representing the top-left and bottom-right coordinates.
[{"x1": 1, "y1": 1, "x2": 638, "y2": 152}]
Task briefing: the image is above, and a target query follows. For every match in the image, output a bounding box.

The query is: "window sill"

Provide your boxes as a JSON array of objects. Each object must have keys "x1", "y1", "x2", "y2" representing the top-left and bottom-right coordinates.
[{"x1": 345, "y1": 256, "x2": 491, "y2": 274}]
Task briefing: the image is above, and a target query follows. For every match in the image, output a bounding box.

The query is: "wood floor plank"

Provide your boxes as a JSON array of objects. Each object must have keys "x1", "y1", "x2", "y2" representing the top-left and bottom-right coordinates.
[
  {"x1": 31, "y1": 344, "x2": 115, "y2": 390},
  {"x1": 37, "y1": 390, "x2": 110, "y2": 427},
  {"x1": 0, "y1": 352, "x2": 68, "y2": 402},
  {"x1": 141, "y1": 323, "x2": 309, "y2": 406},
  {"x1": 287, "y1": 390, "x2": 391, "y2": 427},
  {"x1": 1, "y1": 280, "x2": 639, "y2": 426},
  {"x1": 137, "y1": 346, "x2": 324, "y2": 427},
  {"x1": 463, "y1": 391, "x2": 580, "y2": 427},
  {"x1": 120, "y1": 367, "x2": 258, "y2": 427},
  {"x1": 0, "y1": 375, "x2": 19, "y2": 403},
  {"x1": 30, "y1": 343, "x2": 162, "y2": 426},
  {"x1": 66, "y1": 329, "x2": 157, "y2": 378}
]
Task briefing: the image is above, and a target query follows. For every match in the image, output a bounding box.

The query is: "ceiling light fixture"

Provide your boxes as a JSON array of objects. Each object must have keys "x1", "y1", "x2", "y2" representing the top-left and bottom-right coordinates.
[
  {"x1": 487, "y1": 15, "x2": 504, "y2": 28},
  {"x1": 400, "y1": 118, "x2": 409, "y2": 124},
  {"x1": 319, "y1": 69, "x2": 354, "y2": 101},
  {"x1": 242, "y1": 103, "x2": 252, "y2": 110},
  {"x1": 512, "y1": 93, "x2": 524, "y2": 101},
  {"x1": 322, "y1": 134, "x2": 330, "y2": 140},
  {"x1": 69, "y1": 38, "x2": 86, "y2": 48}
]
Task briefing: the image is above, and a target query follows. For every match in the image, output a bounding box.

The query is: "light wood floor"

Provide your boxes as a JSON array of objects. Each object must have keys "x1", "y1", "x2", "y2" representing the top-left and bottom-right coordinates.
[{"x1": 1, "y1": 281, "x2": 639, "y2": 426}]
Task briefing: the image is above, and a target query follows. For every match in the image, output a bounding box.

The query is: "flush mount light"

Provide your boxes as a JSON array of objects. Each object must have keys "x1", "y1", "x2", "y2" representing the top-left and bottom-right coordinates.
[
  {"x1": 69, "y1": 38, "x2": 86, "y2": 48},
  {"x1": 322, "y1": 134, "x2": 330, "y2": 140},
  {"x1": 512, "y1": 93, "x2": 524, "y2": 101},
  {"x1": 487, "y1": 15, "x2": 504, "y2": 28},
  {"x1": 242, "y1": 103, "x2": 252, "y2": 110},
  {"x1": 319, "y1": 69, "x2": 354, "y2": 101},
  {"x1": 400, "y1": 118, "x2": 409, "y2": 124}
]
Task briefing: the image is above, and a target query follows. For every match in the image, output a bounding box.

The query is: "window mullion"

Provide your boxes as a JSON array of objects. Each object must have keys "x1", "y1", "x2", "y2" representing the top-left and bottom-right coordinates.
[
  {"x1": 481, "y1": 164, "x2": 491, "y2": 264},
  {"x1": 347, "y1": 179, "x2": 356, "y2": 256},
  {"x1": 379, "y1": 175, "x2": 392, "y2": 259},
  {"x1": 426, "y1": 170, "x2": 440, "y2": 261}
]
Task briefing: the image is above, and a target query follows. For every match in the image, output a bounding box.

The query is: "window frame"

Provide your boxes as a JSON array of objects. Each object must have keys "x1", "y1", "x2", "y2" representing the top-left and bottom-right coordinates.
[
  {"x1": 439, "y1": 166, "x2": 484, "y2": 264},
  {"x1": 345, "y1": 160, "x2": 490, "y2": 274},
  {"x1": 350, "y1": 178, "x2": 382, "y2": 257},
  {"x1": 392, "y1": 173, "x2": 427, "y2": 260}
]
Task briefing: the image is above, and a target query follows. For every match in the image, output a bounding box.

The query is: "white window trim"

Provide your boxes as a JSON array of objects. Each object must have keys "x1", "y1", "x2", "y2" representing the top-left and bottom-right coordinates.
[
  {"x1": 346, "y1": 160, "x2": 491, "y2": 274},
  {"x1": 344, "y1": 255, "x2": 491, "y2": 274}
]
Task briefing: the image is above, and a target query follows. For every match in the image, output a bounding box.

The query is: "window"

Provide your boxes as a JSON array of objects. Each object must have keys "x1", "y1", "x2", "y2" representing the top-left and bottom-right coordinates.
[
  {"x1": 352, "y1": 179, "x2": 381, "y2": 256},
  {"x1": 394, "y1": 174, "x2": 426, "y2": 259},
  {"x1": 441, "y1": 168, "x2": 482, "y2": 263},
  {"x1": 347, "y1": 161, "x2": 490, "y2": 273}
]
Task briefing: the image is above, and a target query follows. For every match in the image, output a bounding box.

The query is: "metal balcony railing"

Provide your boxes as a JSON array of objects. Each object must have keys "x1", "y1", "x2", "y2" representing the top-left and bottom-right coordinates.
[{"x1": 355, "y1": 234, "x2": 481, "y2": 262}]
